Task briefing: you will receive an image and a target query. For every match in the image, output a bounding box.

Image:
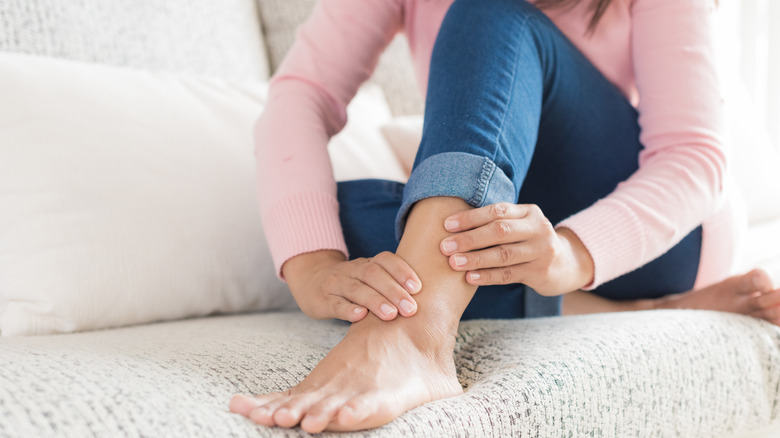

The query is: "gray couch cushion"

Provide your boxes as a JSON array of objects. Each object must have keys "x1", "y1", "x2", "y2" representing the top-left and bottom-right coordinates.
[
  {"x1": 0, "y1": 0, "x2": 270, "y2": 82},
  {"x1": 256, "y1": 0, "x2": 424, "y2": 116},
  {"x1": 1, "y1": 310, "x2": 778, "y2": 437}
]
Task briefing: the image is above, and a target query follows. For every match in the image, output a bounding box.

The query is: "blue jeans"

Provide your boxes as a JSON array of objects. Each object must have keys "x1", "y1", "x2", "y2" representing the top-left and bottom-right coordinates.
[{"x1": 338, "y1": 0, "x2": 701, "y2": 320}]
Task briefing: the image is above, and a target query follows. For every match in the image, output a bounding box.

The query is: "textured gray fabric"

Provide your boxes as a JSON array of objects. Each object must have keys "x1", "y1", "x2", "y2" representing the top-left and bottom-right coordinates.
[
  {"x1": 1, "y1": 310, "x2": 778, "y2": 437},
  {"x1": 0, "y1": 0, "x2": 270, "y2": 82},
  {"x1": 256, "y1": 0, "x2": 425, "y2": 116}
]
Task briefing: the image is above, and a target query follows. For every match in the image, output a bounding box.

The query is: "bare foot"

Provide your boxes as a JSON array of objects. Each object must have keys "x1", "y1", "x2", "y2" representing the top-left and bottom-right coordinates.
[
  {"x1": 229, "y1": 314, "x2": 462, "y2": 433},
  {"x1": 650, "y1": 269, "x2": 780, "y2": 325}
]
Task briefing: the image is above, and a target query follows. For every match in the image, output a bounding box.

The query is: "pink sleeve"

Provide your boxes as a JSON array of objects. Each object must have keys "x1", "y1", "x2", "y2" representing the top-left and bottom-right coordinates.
[
  {"x1": 557, "y1": 0, "x2": 726, "y2": 289},
  {"x1": 255, "y1": 0, "x2": 404, "y2": 278}
]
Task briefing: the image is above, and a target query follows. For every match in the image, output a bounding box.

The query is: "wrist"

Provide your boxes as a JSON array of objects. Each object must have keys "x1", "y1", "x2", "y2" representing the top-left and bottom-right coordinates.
[
  {"x1": 282, "y1": 250, "x2": 346, "y2": 293},
  {"x1": 556, "y1": 227, "x2": 595, "y2": 291}
]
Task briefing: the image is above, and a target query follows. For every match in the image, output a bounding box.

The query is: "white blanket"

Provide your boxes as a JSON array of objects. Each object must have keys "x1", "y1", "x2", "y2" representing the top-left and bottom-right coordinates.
[{"x1": 1, "y1": 310, "x2": 778, "y2": 437}]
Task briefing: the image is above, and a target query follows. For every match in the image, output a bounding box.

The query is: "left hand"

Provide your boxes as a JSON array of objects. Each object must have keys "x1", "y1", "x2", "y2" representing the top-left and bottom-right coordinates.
[{"x1": 439, "y1": 202, "x2": 594, "y2": 296}]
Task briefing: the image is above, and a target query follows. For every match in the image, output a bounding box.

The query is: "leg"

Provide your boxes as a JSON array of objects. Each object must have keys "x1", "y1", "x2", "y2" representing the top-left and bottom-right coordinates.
[
  {"x1": 563, "y1": 269, "x2": 780, "y2": 326},
  {"x1": 231, "y1": 0, "x2": 573, "y2": 430},
  {"x1": 230, "y1": 196, "x2": 474, "y2": 433}
]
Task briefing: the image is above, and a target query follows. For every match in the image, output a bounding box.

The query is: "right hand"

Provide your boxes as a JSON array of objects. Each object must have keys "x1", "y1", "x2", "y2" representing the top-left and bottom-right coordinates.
[{"x1": 282, "y1": 250, "x2": 422, "y2": 323}]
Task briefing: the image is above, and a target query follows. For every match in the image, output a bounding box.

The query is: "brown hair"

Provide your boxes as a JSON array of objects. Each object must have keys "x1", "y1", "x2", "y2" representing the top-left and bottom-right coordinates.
[
  {"x1": 535, "y1": 0, "x2": 613, "y2": 32},
  {"x1": 536, "y1": 0, "x2": 718, "y2": 33}
]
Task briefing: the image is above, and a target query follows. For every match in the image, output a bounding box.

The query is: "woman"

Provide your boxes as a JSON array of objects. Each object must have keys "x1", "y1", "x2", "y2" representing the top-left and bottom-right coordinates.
[{"x1": 230, "y1": 0, "x2": 780, "y2": 433}]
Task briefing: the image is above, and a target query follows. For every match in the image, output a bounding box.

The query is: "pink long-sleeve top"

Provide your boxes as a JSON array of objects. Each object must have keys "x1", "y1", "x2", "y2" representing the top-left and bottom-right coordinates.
[{"x1": 256, "y1": 0, "x2": 739, "y2": 290}]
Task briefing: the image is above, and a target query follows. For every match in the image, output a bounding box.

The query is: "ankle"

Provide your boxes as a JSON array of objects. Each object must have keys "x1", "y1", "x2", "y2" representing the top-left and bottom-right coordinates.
[{"x1": 351, "y1": 312, "x2": 457, "y2": 357}]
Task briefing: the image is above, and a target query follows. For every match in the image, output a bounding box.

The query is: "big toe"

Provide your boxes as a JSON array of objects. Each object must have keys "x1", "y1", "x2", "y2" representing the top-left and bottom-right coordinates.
[
  {"x1": 229, "y1": 395, "x2": 259, "y2": 417},
  {"x1": 300, "y1": 395, "x2": 350, "y2": 434},
  {"x1": 332, "y1": 393, "x2": 398, "y2": 432},
  {"x1": 746, "y1": 269, "x2": 775, "y2": 294}
]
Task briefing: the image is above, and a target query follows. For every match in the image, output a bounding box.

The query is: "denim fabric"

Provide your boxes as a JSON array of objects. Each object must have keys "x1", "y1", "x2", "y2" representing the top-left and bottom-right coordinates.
[
  {"x1": 337, "y1": 0, "x2": 701, "y2": 319},
  {"x1": 394, "y1": 152, "x2": 515, "y2": 240}
]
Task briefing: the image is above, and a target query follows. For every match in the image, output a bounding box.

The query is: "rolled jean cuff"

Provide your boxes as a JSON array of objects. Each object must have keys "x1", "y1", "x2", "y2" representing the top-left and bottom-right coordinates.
[{"x1": 395, "y1": 152, "x2": 516, "y2": 239}]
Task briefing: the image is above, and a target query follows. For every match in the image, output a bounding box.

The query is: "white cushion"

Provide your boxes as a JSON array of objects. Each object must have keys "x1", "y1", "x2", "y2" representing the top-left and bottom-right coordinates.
[
  {"x1": 0, "y1": 53, "x2": 292, "y2": 336},
  {"x1": 738, "y1": 218, "x2": 780, "y2": 286},
  {"x1": 380, "y1": 115, "x2": 424, "y2": 178},
  {"x1": 726, "y1": 83, "x2": 780, "y2": 225},
  {"x1": 255, "y1": 0, "x2": 424, "y2": 116},
  {"x1": 0, "y1": 0, "x2": 270, "y2": 83},
  {"x1": 0, "y1": 310, "x2": 777, "y2": 436},
  {"x1": 329, "y1": 86, "x2": 408, "y2": 183},
  {"x1": 0, "y1": 53, "x2": 409, "y2": 337}
]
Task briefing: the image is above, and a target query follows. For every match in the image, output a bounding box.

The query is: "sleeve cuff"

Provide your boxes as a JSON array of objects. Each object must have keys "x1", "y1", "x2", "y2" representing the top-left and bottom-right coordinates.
[
  {"x1": 262, "y1": 191, "x2": 349, "y2": 280},
  {"x1": 556, "y1": 199, "x2": 647, "y2": 290}
]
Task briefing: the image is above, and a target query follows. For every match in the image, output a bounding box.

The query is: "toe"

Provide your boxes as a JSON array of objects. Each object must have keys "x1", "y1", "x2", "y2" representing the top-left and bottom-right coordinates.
[
  {"x1": 230, "y1": 393, "x2": 282, "y2": 417},
  {"x1": 755, "y1": 290, "x2": 780, "y2": 310},
  {"x1": 747, "y1": 269, "x2": 775, "y2": 294},
  {"x1": 335, "y1": 394, "x2": 373, "y2": 427},
  {"x1": 333, "y1": 392, "x2": 397, "y2": 432},
  {"x1": 248, "y1": 396, "x2": 291, "y2": 427},
  {"x1": 752, "y1": 304, "x2": 780, "y2": 325},
  {"x1": 273, "y1": 393, "x2": 322, "y2": 428},
  {"x1": 300, "y1": 395, "x2": 349, "y2": 434}
]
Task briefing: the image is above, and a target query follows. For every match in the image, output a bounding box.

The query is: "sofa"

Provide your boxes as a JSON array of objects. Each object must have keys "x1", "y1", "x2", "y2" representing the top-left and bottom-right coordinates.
[{"x1": 1, "y1": 0, "x2": 780, "y2": 437}]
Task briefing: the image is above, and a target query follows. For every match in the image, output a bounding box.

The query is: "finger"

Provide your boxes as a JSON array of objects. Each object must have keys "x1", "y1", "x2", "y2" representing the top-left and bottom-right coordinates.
[
  {"x1": 444, "y1": 202, "x2": 532, "y2": 232},
  {"x1": 329, "y1": 296, "x2": 368, "y2": 322},
  {"x1": 338, "y1": 277, "x2": 400, "y2": 321},
  {"x1": 372, "y1": 251, "x2": 422, "y2": 294},
  {"x1": 354, "y1": 260, "x2": 417, "y2": 317},
  {"x1": 465, "y1": 265, "x2": 524, "y2": 286},
  {"x1": 448, "y1": 243, "x2": 532, "y2": 271},
  {"x1": 441, "y1": 219, "x2": 533, "y2": 255}
]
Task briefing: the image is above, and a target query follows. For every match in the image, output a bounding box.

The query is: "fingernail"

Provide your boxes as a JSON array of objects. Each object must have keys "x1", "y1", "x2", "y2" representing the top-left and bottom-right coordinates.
[
  {"x1": 380, "y1": 303, "x2": 396, "y2": 316},
  {"x1": 453, "y1": 255, "x2": 467, "y2": 267},
  {"x1": 468, "y1": 272, "x2": 481, "y2": 282},
  {"x1": 400, "y1": 299, "x2": 415, "y2": 314},
  {"x1": 442, "y1": 239, "x2": 457, "y2": 253},
  {"x1": 353, "y1": 307, "x2": 365, "y2": 315},
  {"x1": 444, "y1": 218, "x2": 459, "y2": 231},
  {"x1": 405, "y1": 279, "x2": 420, "y2": 292}
]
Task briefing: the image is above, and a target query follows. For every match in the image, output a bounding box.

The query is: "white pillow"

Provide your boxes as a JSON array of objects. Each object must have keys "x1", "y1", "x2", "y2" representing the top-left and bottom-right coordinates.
[
  {"x1": 724, "y1": 79, "x2": 780, "y2": 225},
  {"x1": 379, "y1": 115, "x2": 424, "y2": 178},
  {"x1": 0, "y1": 53, "x2": 406, "y2": 336},
  {"x1": 0, "y1": 53, "x2": 290, "y2": 336},
  {"x1": 329, "y1": 86, "x2": 408, "y2": 183}
]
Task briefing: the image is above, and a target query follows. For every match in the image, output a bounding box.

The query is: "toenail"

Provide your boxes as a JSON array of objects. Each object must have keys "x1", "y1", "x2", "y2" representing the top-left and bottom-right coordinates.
[
  {"x1": 380, "y1": 303, "x2": 395, "y2": 316},
  {"x1": 400, "y1": 299, "x2": 415, "y2": 314}
]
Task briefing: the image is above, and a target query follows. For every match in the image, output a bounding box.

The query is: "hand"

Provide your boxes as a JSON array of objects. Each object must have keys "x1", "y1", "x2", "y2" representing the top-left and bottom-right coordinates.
[
  {"x1": 282, "y1": 250, "x2": 422, "y2": 323},
  {"x1": 439, "y1": 203, "x2": 594, "y2": 295}
]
